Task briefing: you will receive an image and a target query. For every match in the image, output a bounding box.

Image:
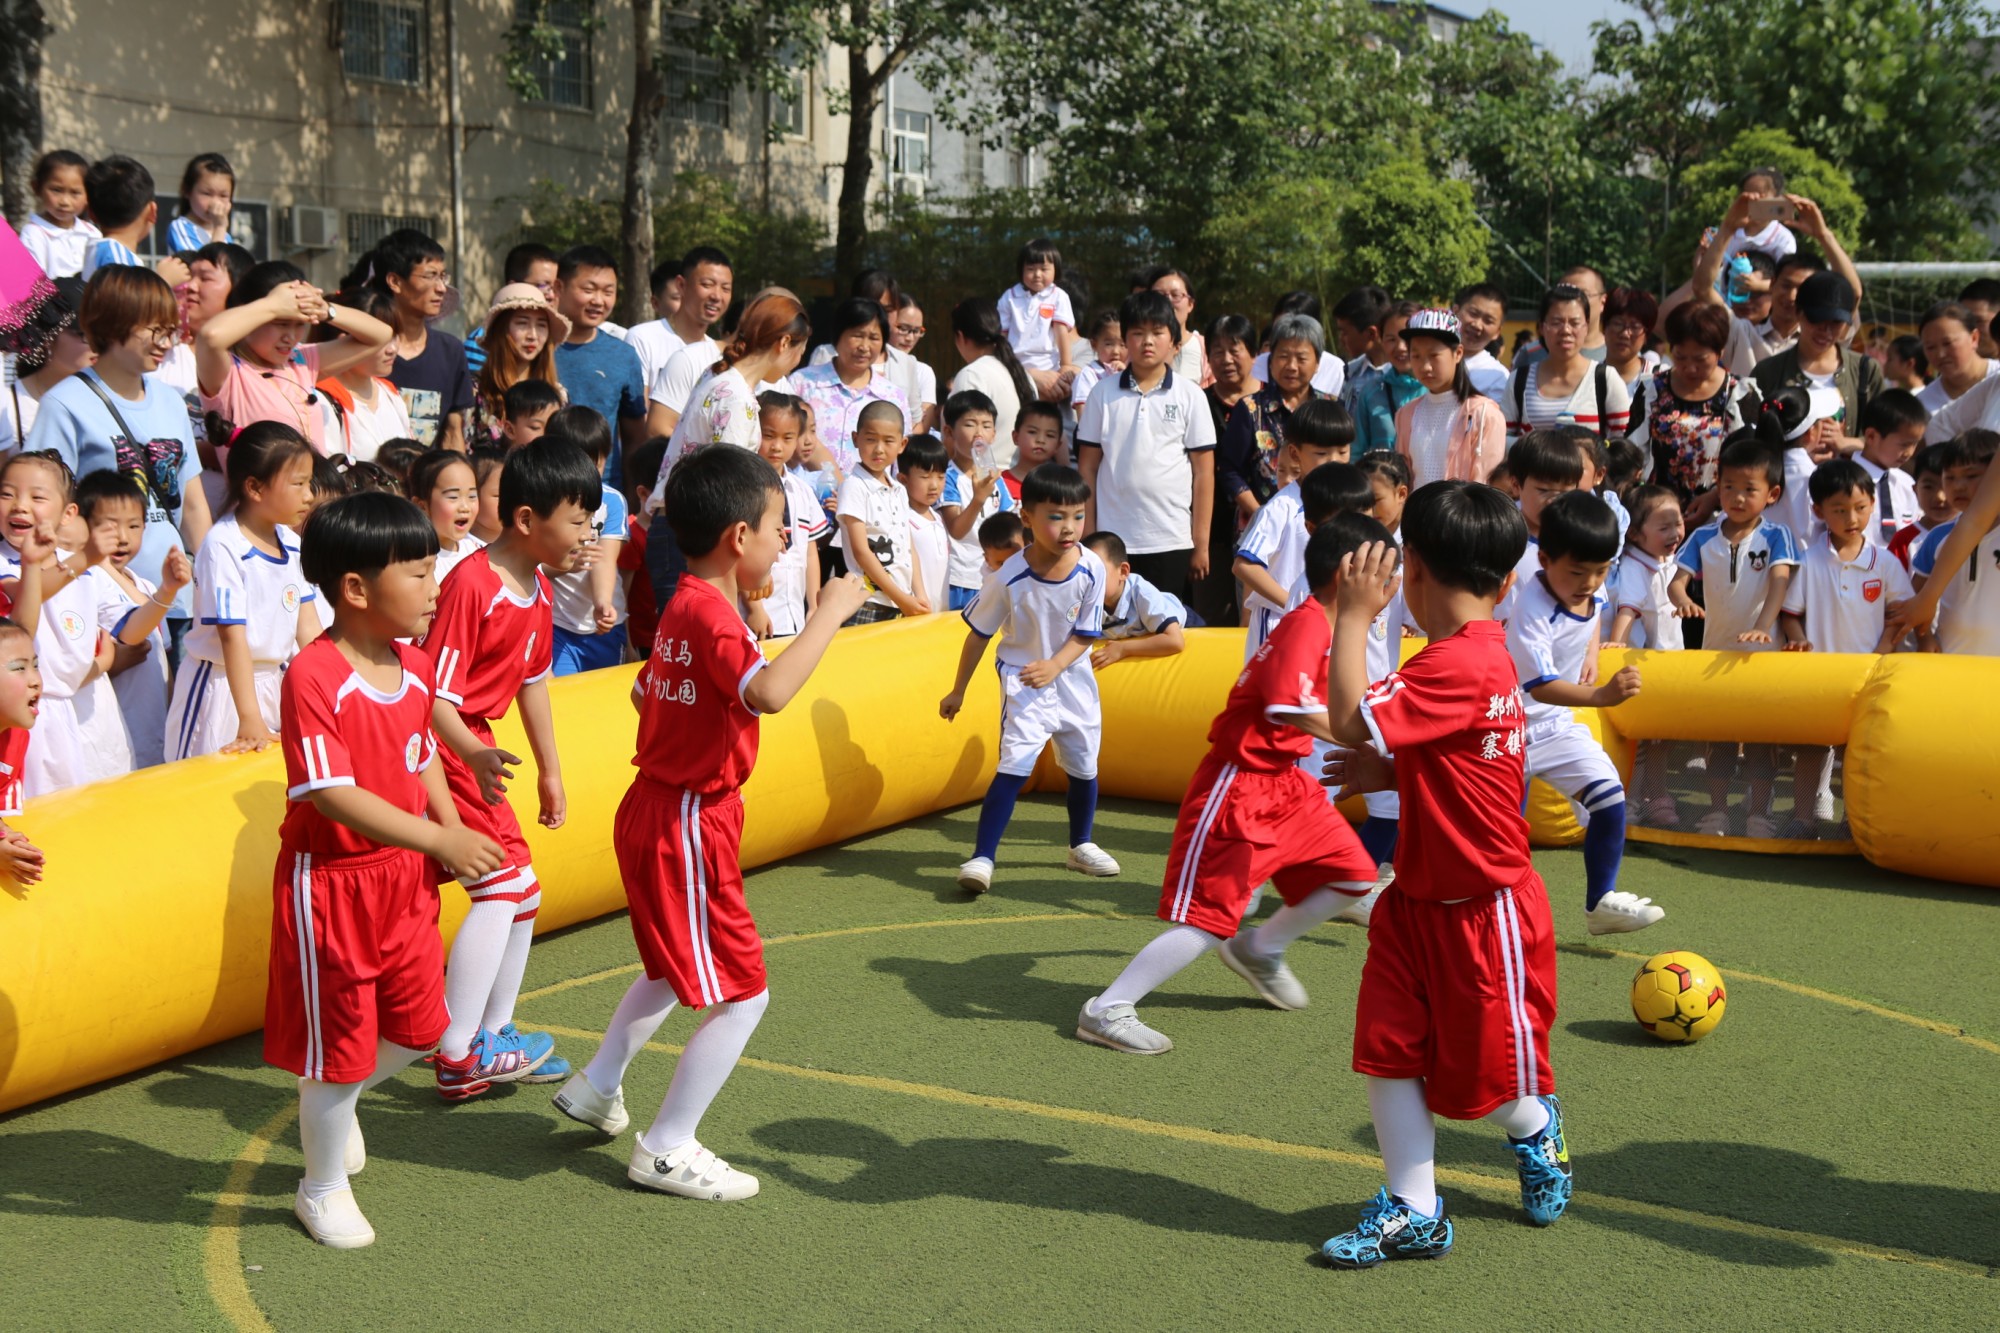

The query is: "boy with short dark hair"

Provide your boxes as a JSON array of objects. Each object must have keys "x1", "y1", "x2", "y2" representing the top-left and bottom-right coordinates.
[
  {"x1": 1912, "y1": 430, "x2": 2000, "y2": 655},
  {"x1": 501, "y1": 379, "x2": 563, "y2": 448},
  {"x1": 902, "y1": 433, "x2": 951, "y2": 614},
  {"x1": 938, "y1": 389, "x2": 1015, "y2": 610},
  {"x1": 1077, "y1": 516, "x2": 1385, "y2": 1055},
  {"x1": 941, "y1": 465, "x2": 1118, "y2": 891},
  {"x1": 275, "y1": 492, "x2": 505, "y2": 1247},
  {"x1": 1007, "y1": 400, "x2": 1065, "y2": 496},
  {"x1": 1083, "y1": 530, "x2": 1185, "y2": 667},
  {"x1": 420, "y1": 438, "x2": 600, "y2": 1098},
  {"x1": 82, "y1": 156, "x2": 186, "y2": 287},
  {"x1": 1076, "y1": 290, "x2": 1217, "y2": 602},
  {"x1": 1334, "y1": 285, "x2": 1395, "y2": 412},
  {"x1": 1234, "y1": 401, "x2": 1359, "y2": 657},
  {"x1": 1453, "y1": 283, "x2": 1511, "y2": 397},
  {"x1": 838, "y1": 399, "x2": 925, "y2": 623},
  {"x1": 1497, "y1": 430, "x2": 1586, "y2": 619},
  {"x1": 1855, "y1": 390, "x2": 1927, "y2": 544},
  {"x1": 1506, "y1": 491, "x2": 1657, "y2": 934},
  {"x1": 1889, "y1": 443, "x2": 1958, "y2": 570},
  {"x1": 554, "y1": 447, "x2": 868, "y2": 1200},
  {"x1": 541, "y1": 406, "x2": 629, "y2": 674},
  {"x1": 1317, "y1": 480, "x2": 1573, "y2": 1266},
  {"x1": 977, "y1": 510, "x2": 1025, "y2": 572}
]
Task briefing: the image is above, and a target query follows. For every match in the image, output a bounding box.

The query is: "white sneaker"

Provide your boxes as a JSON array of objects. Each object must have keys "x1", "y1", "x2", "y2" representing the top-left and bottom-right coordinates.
[
  {"x1": 1075, "y1": 998, "x2": 1173, "y2": 1054},
  {"x1": 628, "y1": 1138, "x2": 759, "y2": 1201},
  {"x1": 957, "y1": 857, "x2": 993, "y2": 894},
  {"x1": 1065, "y1": 842, "x2": 1120, "y2": 877},
  {"x1": 1333, "y1": 883, "x2": 1383, "y2": 927},
  {"x1": 1217, "y1": 936, "x2": 1308, "y2": 1010},
  {"x1": 1812, "y1": 791, "x2": 1836, "y2": 823},
  {"x1": 553, "y1": 1072, "x2": 630, "y2": 1135},
  {"x1": 1585, "y1": 890, "x2": 1666, "y2": 936},
  {"x1": 345, "y1": 1118, "x2": 365, "y2": 1175},
  {"x1": 1694, "y1": 809, "x2": 1732, "y2": 837},
  {"x1": 294, "y1": 1183, "x2": 375, "y2": 1249}
]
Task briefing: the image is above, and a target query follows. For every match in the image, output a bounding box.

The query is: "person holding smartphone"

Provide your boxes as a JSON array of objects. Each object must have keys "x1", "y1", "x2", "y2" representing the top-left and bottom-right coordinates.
[{"x1": 1723, "y1": 167, "x2": 1799, "y2": 264}]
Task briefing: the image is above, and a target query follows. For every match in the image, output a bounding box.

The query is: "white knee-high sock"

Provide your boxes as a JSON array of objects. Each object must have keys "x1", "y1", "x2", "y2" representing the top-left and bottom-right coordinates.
[
  {"x1": 298, "y1": 1078, "x2": 365, "y2": 1202},
  {"x1": 480, "y1": 892, "x2": 542, "y2": 1033},
  {"x1": 361, "y1": 1041, "x2": 429, "y2": 1093},
  {"x1": 1097, "y1": 925, "x2": 1219, "y2": 1009},
  {"x1": 1485, "y1": 1095, "x2": 1550, "y2": 1141},
  {"x1": 583, "y1": 974, "x2": 680, "y2": 1097},
  {"x1": 1367, "y1": 1076, "x2": 1438, "y2": 1216},
  {"x1": 1246, "y1": 885, "x2": 1368, "y2": 957},
  {"x1": 640, "y1": 989, "x2": 771, "y2": 1155},
  {"x1": 441, "y1": 899, "x2": 516, "y2": 1059}
]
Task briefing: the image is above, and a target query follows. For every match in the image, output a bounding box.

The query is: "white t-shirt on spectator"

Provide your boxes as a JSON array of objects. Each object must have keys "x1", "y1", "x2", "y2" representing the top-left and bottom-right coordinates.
[
  {"x1": 651, "y1": 337, "x2": 722, "y2": 415},
  {"x1": 1075, "y1": 367, "x2": 1217, "y2": 555},
  {"x1": 623, "y1": 320, "x2": 688, "y2": 398}
]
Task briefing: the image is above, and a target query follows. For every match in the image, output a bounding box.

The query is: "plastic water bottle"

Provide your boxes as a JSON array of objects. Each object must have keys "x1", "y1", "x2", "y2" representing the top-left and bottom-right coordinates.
[{"x1": 971, "y1": 439, "x2": 1000, "y2": 486}]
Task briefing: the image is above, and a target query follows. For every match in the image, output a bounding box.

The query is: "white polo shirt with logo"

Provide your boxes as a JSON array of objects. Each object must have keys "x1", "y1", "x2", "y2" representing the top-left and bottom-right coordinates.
[
  {"x1": 1782, "y1": 536, "x2": 1912, "y2": 655},
  {"x1": 1075, "y1": 367, "x2": 1217, "y2": 556}
]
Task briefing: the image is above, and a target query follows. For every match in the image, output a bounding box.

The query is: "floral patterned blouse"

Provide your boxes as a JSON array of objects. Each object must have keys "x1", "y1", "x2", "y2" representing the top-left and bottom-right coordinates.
[
  {"x1": 1217, "y1": 385, "x2": 1332, "y2": 506},
  {"x1": 1633, "y1": 369, "x2": 1762, "y2": 500},
  {"x1": 649, "y1": 367, "x2": 764, "y2": 510}
]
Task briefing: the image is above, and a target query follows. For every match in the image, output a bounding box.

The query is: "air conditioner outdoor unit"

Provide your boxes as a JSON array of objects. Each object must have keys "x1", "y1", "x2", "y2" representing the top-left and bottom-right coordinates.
[
  {"x1": 892, "y1": 174, "x2": 925, "y2": 202},
  {"x1": 285, "y1": 205, "x2": 340, "y2": 251}
]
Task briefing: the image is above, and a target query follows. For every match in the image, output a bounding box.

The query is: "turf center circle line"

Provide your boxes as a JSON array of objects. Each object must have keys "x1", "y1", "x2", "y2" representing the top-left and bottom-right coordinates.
[{"x1": 203, "y1": 909, "x2": 1995, "y2": 1325}]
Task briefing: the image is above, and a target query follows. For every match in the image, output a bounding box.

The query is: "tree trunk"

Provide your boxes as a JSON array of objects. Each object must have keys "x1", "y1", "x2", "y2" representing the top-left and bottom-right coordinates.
[
  {"x1": 0, "y1": 1, "x2": 51, "y2": 229},
  {"x1": 619, "y1": 0, "x2": 667, "y2": 327},
  {"x1": 834, "y1": 40, "x2": 885, "y2": 292}
]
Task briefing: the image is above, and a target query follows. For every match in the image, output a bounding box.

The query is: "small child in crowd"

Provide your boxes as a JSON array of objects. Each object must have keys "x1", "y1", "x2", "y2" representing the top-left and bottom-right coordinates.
[
  {"x1": 1077, "y1": 516, "x2": 1386, "y2": 1056},
  {"x1": 618, "y1": 436, "x2": 671, "y2": 655},
  {"x1": 81, "y1": 156, "x2": 184, "y2": 284},
  {"x1": 1496, "y1": 430, "x2": 1585, "y2": 619},
  {"x1": 1234, "y1": 400, "x2": 1357, "y2": 656},
  {"x1": 501, "y1": 379, "x2": 563, "y2": 449},
  {"x1": 468, "y1": 445, "x2": 508, "y2": 544},
  {"x1": 1888, "y1": 443, "x2": 1957, "y2": 570},
  {"x1": 941, "y1": 464, "x2": 1119, "y2": 892},
  {"x1": 1006, "y1": 400, "x2": 1065, "y2": 497},
  {"x1": 937, "y1": 389, "x2": 1015, "y2": 611},
  {"x1": 1357, "y1": 452, "x2": 1411, "y2": 536},
  {"x1": 1067, "y1": 311, "x2": 1126, "y2": 423},
  {"x1": 1082, "y1": 530, "x2": 1186, "y2": 668},
  {"x1": 1395, "y1": 309, "x2": 1506, "y2": 490},
  {"x1": 838, "y1": 399, "x2": 926, "y2": 624},
  {"x1": 998, "y1": 238, "x2": 1078, "y2": 403},
  {"x1": 79, "y1": 470, "x2": 190, "y2": 771},
  {"x1": 978, "y1": 510, "x2": 1025, "y2": 573},
  {"x1": 168, "y1": 153, "x2": 235, "y2": 252},
  {"x1": 902, "y1": 434, "x2": 951, "y2": 615},
  {"x1": 554, "y1": 447, "x2": 868, "y2": 1201},
  {"x1": 1912, "y1": 430, "x2": 2000, "y2": 655},
  {"x1": 0, "y1": 620, "x2": 44, "y2": 887},
  {"x1": 748, "y1": 394, "x2": 825, "y2": 639},
  {"x1": 1608, "y1": 486, "x2": 1686, "y2": 651},
  {"x1": 22, "y1": 150, "x2": 99, "y2": 280},
  {"x1": 1854, "y1": 390, "x2": 1926, "y2": 544},
  {"x1": 542, "y1": 407, "x2": 628, "y2": 674}
]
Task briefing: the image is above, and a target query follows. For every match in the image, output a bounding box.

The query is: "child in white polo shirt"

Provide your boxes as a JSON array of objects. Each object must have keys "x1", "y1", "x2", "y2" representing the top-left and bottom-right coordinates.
[
  {"x1": 1075, "y1": 289, "x2": 1217, "y2": 604},
  {"x1": 1911, "y1": 429, "x2": 1999, "y2": 655},
  {"x1": 1780, "y1": 458, "x2": 1923, "y2": 837},
  {"x1": 1233, "y1": 402, "x2": 1357, "y2": 658},
  {"x1": 998, "y1": 238, "x2": 1079, "y2": 404},
  {"x1": 837, "y1": 400, "x2": 927, "y2": 624},
  {"x1": 1853, "y1": 391, "x2": 1926, "y2": 545}
]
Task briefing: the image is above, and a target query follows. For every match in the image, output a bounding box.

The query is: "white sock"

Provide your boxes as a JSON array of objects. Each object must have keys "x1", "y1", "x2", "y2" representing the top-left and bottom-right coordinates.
[
  {"x1": 640, "y1": 989, "x2": 770, "y2": 1155},
  {"x1": 298, "y1": 1078, "x2": 364, "y2": 1203},
  {"x1": 583, "y1": 974, "x2": 680, "y2": 1097},
  {"x1": 1097, "y1": 925, "x2": 1218, "y2": 1009},
  {"x1": 1486, "y1": 1095, "x2": 1550, "y2": 1141},
  {"x1": 361, "y1": 1040, "x2": 428, "y2": 1093},
  {"x1": 1247, "y1": 885, "x2": 1368, "y2": 957},
  {"x1": 1367, "y1": 1076, "x2": 1438, "y2": 1216},
  {"x1": 441, "y1": 899, "x2": 516, "y2": 1059},
  {"x1": 480, "y1": 892, "x2": 542, "y2": 1033}
]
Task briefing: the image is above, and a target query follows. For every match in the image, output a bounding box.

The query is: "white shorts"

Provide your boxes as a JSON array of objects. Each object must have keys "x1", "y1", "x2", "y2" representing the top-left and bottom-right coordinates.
[
  {"x1": 1525, "y1": 719, "x2": 1624, "y2": 815},
  {"x1": 23, "y1": 677, "x2": 133, "y2": 798},
  {"x1": 997, "y1": 661, "x2": 1100, "y2": 780},
  {"x1": 1243, "y1": 605, "x2": 1283, "y2": 664},
  {"x1": 167, "y1": 658, "x2": 284, "y2": 762}
]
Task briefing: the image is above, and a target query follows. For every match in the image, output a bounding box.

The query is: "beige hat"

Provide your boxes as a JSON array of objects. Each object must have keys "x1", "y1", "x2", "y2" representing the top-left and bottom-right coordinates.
[{"x1": 482, "y1": 283, "x2": 571, "y2": 347}]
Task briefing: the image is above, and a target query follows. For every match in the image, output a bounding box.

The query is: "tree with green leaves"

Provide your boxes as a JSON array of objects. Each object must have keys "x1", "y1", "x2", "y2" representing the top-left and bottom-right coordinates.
[
  {"x1": 1664, "y1": 129, "x2": 1865, "y2": 280},
  {"x1": 1335, "y1": 157, "x2": 1488, "y2": 303},
  {"x1": 0, "y1": 0, "x2": 51, "y2": 227}
]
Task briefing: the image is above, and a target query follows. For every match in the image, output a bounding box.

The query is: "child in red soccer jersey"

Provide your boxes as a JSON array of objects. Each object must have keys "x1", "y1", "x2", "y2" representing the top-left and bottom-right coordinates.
[
  {"x1": 1315, "y1": 480, "x2": 1572, "y2": 1269},
  {"x1": 1075, "y1": 514, "x2": 1386, "y2": 1056},
  {"x1": 554, "y1": 446, "x2": 866, "y2": 1200},
  {"x1": 0, "y1": 619, "x2": 43, "y2": 887},
  {"x1": 270, "y1": 493, "x2": 504, "y2": 1248},
  {"x1": 418, "y1": 438, "x2": 599, "y2": 1098}
]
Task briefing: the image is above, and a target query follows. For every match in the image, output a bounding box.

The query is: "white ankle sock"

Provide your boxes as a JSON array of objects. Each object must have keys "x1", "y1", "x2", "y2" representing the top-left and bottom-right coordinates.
[
  {"x1": 480, "y1": 892, "x2": 542, "y2": 1033},
  {"x1": 298, "y1": 1078, "x2": 364, "y2": 1202},
  {"x1": 440, "y1": 899, "x2": 516, "y2": 1060},
  {"x1": 1248, "y1": 885, "x2": 1367, "y2": 956},
  {"x1": 1368, "y1": 1076, "x2": 1438, "y2": 1216},
  {"x1": 1486, "y1": 1095, "x2": 1550, "y2": 1141},
  {"x1": 640, "y1": 990, "x2": 770, "y2": 1155},
  {"x1": 1098, "y1": 925, "x2": 1218, "y2": 1009},
  {"x1": 583, "y1": 974, "x2": 680, "y2": 1097}
]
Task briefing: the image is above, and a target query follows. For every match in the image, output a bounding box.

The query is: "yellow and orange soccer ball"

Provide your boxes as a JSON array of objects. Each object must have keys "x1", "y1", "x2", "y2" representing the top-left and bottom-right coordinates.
[{"x1": 1630, "y1": 950, "x2": 1728, "y2": 1043}]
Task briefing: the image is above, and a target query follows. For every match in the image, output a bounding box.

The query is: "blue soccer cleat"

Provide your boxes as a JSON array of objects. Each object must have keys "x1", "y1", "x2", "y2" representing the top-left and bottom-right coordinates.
[
  {"x1": 496, "y1": 1024, "x2": 568, "y2": 1084},
  {"x1": 1320, "y1": 1189, "x2": 1453, "y2": 1269},
  {"x1": 1508, "y1": 1094, "x2": 1573, "y2": 1226}
]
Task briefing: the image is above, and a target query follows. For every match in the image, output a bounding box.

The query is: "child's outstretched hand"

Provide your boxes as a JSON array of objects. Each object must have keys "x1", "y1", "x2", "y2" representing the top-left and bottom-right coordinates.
[
  {"x1": 1783, "y1": 638, "x2": 1813, "y2": 653},
  {"x1": 1590, "y1": 665, "x2": 1643, "y2": 708},
  {"x1": 1321, "y1": 745, "x2": 1395, "y2": 800},
  {"x1": 813, "y1": 573, "x2": 869, "y2": 625},
  {"x1": 1670, "y1": 589, "x2": 1704, "y2": 619},
  {"x1": 0, "y1": 828, "x2": 46, "y2": 887},
  {"x1": 1336, "y1": 542, "x2": 1400, "y2": 620},
  {"x1": 939, "y1": 689, "x2": 965, "y2": 722},
  {"x1": 433, "y1": 826, "x2": 505, "y2": 883},
  {"x1": 1090, "y1": 639, "x2": 1126, "y2": 670},
  {"x1": 537, "y1": 770, "x2": 566, "y2": 829},
  {"x1": 159, "y1": 545, "x2": 193, "y2": 595},
  {"x1": 469, "y1": 745, "x2": 520, "y2": 805}
]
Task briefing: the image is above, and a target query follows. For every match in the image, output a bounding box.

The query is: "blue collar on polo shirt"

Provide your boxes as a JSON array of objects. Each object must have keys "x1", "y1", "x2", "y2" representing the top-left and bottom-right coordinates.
[{"x1": 1117, "y1": 366, "x2": 1176, "y2": 392}]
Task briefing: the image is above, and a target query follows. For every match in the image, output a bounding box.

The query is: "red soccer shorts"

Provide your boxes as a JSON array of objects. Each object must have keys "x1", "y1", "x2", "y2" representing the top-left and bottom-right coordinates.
[
  {"x1": 616, "y1": 776, "x2": 766, "y2": 1009},
  {"x1": 1158, "y1": 756, "x2": 1376, "y2": 939},
  {"x1": 1352, "y1": 874, "x2": 1557, "y2": 1120},
  {"x1": 438, "y1": 718, "x2": 536, "y2": 904},
  {"x1": 266, "y1": 845, "x2": 449, "y2": 1083}
]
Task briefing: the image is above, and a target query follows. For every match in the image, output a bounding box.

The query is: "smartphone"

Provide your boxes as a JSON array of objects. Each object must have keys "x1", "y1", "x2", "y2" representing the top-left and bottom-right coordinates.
[{"x1": 1748, "y1": 198, "x2": 1797, "y2": 228}]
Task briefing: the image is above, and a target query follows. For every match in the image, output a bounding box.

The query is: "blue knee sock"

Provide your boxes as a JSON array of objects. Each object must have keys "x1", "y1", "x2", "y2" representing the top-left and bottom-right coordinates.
[
  {"x1": 974, "y1": 772, "x2": 1031, "y2": 862},
  {"x1": 1359, "y1": 816, "x2": 1399, "y2": 866},
  {"x1": 1067, "y1": 776, "x2": 1099, "y2": 847},
  {"x1": 1582, "y1": 801, "x2": 1627, "y2": 910}
]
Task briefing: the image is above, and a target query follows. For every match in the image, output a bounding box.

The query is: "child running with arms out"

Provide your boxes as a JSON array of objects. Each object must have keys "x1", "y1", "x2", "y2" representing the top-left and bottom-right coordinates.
[
  {"x1": 419, "y1": 438, "x2": 599, "y2": 1097},
  {"x1": 1076, "y1": 515, "x2": 1386, "y2": 1054},
  {"x1": 1316, "y1": 480, "x2": 1573, "y2": 1267},
  {"x1": 941, "y1": 464, "x2": 1120, "y2": 892},
  {"x1": 270, "y1": 492, "x2": 506, "y2": 1249},
  {"x1": 553, "y1": 447, "x2": 868, "y2": 1199}
]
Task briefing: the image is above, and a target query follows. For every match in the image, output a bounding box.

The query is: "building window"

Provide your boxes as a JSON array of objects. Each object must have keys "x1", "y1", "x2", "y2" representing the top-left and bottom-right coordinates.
[
  {"x1": 769, "y1": 70, "x2": 808, "y2": 139},
  {"x1": 342, "y1": 0, "x2": 427, "y2": 87},
  {"x1": 513, "y1": 0, "x2": 593, "y2": 108},
  {"x1": 664, "y1": 14, "x2": 731, "y2": 127},
  {"x1": 347, "y1": 211, "x2": 441, "y2": 265},
  {"x1": 892, "y1": 109, "x2": 931, "y2": 178}
]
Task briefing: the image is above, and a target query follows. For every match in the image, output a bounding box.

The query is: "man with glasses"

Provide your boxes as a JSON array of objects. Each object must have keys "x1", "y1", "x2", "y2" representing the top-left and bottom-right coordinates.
[{"x1": 374, "y1": 229, "x2": 474, "y2": 452}]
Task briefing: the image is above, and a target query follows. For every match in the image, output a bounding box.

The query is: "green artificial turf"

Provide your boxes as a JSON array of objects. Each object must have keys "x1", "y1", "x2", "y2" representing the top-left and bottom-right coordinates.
[{"x1": 2, "y1": 796, "x2": 1995, "y2": 1331}]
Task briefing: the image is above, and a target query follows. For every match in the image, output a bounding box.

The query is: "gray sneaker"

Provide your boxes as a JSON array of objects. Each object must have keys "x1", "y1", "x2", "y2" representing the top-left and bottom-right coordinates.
[
  {"x1": 1075, "y1": 998, "x2": 1173, "y2": 1054},
  {"x1": 1217, "y1": 936, "x2": 1309, "y2": 1010}
]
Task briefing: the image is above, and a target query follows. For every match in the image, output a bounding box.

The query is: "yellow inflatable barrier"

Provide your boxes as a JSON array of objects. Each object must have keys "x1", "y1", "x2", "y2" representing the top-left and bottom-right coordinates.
[{"x1": 0, "y1": 620, "x2": 1991, "y2": 1113}]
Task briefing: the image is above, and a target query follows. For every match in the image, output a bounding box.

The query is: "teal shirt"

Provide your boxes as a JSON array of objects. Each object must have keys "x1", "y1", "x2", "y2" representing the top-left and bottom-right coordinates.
[{"x1": 1354, "y1": 368, "x2": 1426, "y2": 453}]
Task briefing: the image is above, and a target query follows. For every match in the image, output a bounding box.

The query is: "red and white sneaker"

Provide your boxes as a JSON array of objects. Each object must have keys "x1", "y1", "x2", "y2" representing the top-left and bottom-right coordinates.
[{"x1": 431, "y1": 1029, "x2": 550, "y2": 1101}]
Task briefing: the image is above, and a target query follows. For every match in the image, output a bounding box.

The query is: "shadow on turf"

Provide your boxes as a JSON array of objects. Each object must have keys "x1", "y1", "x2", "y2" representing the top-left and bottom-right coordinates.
[
  {"x1": 1565, "y1": 1019, "x2": 1658, "y2": 1048},
  {"x1": 868, "y1": 949, "x2": 1264, "y2": 1028}
]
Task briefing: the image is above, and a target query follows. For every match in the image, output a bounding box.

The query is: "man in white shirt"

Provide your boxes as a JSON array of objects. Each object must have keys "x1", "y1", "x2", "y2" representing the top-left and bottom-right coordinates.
[{"x1": 638, "y1": 246, "x2": 735, "y2": 437}]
